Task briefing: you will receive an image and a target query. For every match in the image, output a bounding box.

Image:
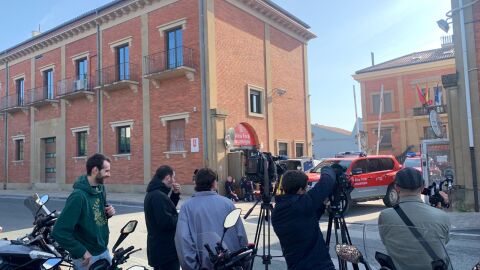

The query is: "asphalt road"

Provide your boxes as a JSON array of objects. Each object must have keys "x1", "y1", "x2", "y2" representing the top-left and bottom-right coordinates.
[{"x1": 1, "y1": 197, "x2": 479, "y2": 269}]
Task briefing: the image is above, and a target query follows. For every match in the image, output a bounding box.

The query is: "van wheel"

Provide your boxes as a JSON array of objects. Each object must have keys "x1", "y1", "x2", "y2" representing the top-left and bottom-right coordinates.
[{"x1": 383, "y1": 184, "x2": 399, "y2": 207}]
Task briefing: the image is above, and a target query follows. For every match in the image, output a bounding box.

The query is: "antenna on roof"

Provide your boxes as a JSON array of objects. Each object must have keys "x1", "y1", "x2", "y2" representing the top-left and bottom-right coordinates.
[
  {"x1": 371, "y1": 52, "x2": 375, "y2": 66},
  {"x1": 32, "y1": 24, "x2": 41, "y2": 37}
]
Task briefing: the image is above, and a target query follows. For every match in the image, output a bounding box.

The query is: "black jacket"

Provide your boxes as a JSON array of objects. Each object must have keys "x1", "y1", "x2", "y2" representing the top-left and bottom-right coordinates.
[
  {"x1": 144, "y1": 179, "x2": 180, "y2": 267},
  {"x1": 272, "y1": 167, "x2": 336, "y2": 270}
]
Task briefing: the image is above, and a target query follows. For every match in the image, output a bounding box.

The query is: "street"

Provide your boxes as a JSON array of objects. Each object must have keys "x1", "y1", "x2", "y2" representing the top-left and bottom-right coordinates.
[{"x1": 1, "y1": 196, "x2": 479, "y2": 269}]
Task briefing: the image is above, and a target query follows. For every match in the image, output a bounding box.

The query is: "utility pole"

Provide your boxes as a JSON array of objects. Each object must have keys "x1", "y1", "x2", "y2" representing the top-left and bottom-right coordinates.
[
  {"x1": 353, "y1": 85, "x2": 361, "y2": 152},
  {"x1": 376, "y1": 85, "x2": 384, "y2": 155}
]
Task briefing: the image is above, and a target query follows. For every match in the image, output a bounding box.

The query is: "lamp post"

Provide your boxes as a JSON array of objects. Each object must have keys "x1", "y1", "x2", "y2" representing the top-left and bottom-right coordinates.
[{"x1": 438, "y1": 0, "x2": 480, "y2": 212}]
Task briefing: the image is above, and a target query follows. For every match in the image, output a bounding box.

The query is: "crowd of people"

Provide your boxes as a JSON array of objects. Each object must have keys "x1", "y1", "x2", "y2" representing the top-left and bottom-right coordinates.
[{"x1": 44, "y1": 153, "x2": 452, "y2": 270}]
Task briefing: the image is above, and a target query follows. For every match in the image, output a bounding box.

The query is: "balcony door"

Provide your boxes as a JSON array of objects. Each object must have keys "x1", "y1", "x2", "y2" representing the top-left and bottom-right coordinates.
[
  {"x1": 167, "y1": 28, "x2": 183, "y2": 69},
  {"x1": 116, "y1": 45, "x2": 130, "y2": 81}
]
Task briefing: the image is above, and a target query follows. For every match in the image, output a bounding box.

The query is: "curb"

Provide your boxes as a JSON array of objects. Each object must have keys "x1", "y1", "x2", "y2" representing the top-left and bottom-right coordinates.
[{"x1": 1, "y1": 194, "x2": 145, "y2": 207}]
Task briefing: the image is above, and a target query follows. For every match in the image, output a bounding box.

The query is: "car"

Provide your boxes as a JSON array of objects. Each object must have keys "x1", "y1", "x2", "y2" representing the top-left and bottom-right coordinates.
[
  {"x1": 403, "y1": 156, "x2": 422, "y2": 172},
  {"x1": 306, "y1": 154, "x2": 402, "y2": 207},
  {"x1": 279, "y1": 157, "x2": 322, "y2": 172}
]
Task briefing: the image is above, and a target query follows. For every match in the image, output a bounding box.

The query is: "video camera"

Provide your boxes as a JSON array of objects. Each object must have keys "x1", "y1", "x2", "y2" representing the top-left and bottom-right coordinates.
[
  {"x1": 422, "y1": 168, "x2": 454, "y2": 208},
  {"x1": 245, "y1": 151, "x2": 286, "y2": 184},
  {"x1": 328, "y1": 164, "x2": 355, "y2": 214}
]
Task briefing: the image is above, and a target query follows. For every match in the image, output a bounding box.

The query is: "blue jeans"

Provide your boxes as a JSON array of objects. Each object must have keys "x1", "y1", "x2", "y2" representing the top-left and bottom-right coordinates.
[{"x1": 72, "y1": 250, "x2": 111, "y2": 270}]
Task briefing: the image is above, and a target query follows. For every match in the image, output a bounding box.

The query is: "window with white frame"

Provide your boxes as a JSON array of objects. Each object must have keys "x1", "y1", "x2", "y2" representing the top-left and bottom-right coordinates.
[
  {"x1": 15, "y1": 139, "x2": 24, "y2": 161},
  {"x1": 248, "y1": 86, "x2": 264, "y2": 116},
  {"x1": 295, "y1": 142, "x2": 304, "y2": 158},
  {"x1": 168, "y1": 119, "x2": 185, "y2": 152},
  {"x1": 372, "y1": 92, "x2": 393, "y2": 114}
]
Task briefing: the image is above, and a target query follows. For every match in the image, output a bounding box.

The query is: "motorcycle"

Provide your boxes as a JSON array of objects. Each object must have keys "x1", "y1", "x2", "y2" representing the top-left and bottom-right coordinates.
[
  {"x1": 202, "y1": 209, "x2": 255, "y2": 270},
  {"x1": 0, "y1": 194, "x2": 65, "y2": 270},
  {"x1": 89, "y1": 220, "x2": 146, "y2": 270}
]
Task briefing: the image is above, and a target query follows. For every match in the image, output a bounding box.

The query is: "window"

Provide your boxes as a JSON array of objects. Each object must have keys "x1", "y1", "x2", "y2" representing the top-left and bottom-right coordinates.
[
  {"x1": 76, "y1": 58, "x2": 88, "y2": 80},
  {"x1": 351, "y1": 159, "x2": 368, "y2": 174},
  {"x1": 166, "y1": 28, "x2": 183, "y2": 69},
  {"x1": 278, "y1": 142, "x2": 288, "y2": 156},
  {"x1": 43, "y1": 69, "x2": 54, "y2": 99},
  {"x1": 117, "y1": 126, "x2": 131, "y2": 154},
  {"x1": 295, "y1": 143, "x2": 304, "y2": 158},
  {"x1": 15, "y1": 139, "x2": 24, "y2": 161},
  {"x1": 168, "y1": 119, "x2": 185, "y2": 152},
  {"x1": 250, "y1": 90, "x2": 262, "y2": 114},
  {"x1": 367, "y1": 158, "x2": 382, "y2": 172},
  {"x1": 16, "y1": 78, "x2": 24, "y2": 106},
  {"x1": 380, "y1": 158, "x2": 395, "y2": 170},
  {"x1": 372, "y1": 92, "x2": 392, "y2": 114},
  {"x1": 77, "y1": 131, "x2": 87, "y2": 157},
  {"x1": 116, "y1": 45, "x2": 130, "y2": 81},
  {"x1": 379, "y1": 128, "x2": 392, "y2": 149}
]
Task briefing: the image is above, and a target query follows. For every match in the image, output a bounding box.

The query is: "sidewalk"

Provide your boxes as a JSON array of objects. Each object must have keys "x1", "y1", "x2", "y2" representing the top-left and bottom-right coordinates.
[{"x1": 1, "y1": 189, "x2": 479, "y2": 230}]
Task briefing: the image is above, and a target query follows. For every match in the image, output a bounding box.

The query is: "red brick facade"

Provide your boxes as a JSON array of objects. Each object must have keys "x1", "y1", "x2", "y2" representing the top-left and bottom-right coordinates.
[{"x1": 0, "y1": 0, "x2": 314, "y2": 189}]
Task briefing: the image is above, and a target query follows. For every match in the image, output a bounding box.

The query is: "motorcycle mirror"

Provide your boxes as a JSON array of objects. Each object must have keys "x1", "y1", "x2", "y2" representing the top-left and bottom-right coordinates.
[
  {"x1": 126, "y1": 266, "x2": 147, "y2": 270},
  {"x1": 36, "y1": 195, "x2": 49, "y2": 206},
  {"x1": 223, "y1": 209, "x2": 241, "y2": 229},
  {"x1": 121, "y1": 220, "x2": 138, "y2": 234},
  {"x1": 335, "y1": 244, "x2": 364, "y2": 264},
  {"x1": 41, "y1": 257, "x2": 62, "y2": 270},
  {"x1": 113, "y1": 220, "x2": 138, "y2": 252}
]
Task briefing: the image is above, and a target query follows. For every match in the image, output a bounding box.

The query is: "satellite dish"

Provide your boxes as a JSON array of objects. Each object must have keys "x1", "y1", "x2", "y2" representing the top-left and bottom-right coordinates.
[
  {"x1": 429, "y1": 109, "x2": 443, "y2": 138},
  {"x1": 225, "y1": 128, "x2": 235, "y2": 149}
]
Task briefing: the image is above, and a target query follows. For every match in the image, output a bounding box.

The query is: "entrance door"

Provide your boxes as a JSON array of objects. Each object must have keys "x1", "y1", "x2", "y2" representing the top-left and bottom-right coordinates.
[
  {"x1": 44, "y1": 137, "x2": 56, "y2": 183},
  {"x1": 421, "y1": 139, "x2": 451, "y2": 186}
]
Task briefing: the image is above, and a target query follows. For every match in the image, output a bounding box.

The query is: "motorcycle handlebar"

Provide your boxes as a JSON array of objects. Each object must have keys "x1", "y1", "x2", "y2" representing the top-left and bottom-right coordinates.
[{"x1": 115, "y1": 245, "x2": 135, "y2": 259}]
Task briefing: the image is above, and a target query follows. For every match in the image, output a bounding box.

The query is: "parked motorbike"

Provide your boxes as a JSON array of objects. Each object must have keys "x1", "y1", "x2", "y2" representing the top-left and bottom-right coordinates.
[
  {"x1": 0, "y1": 194, "x2": 65, "y2": 270},
  {"x1": 89, "y1": 220, "x2": 146, "y2": 270},
  {"x1": 203, "y1": 209, "x2": 255, "y2": 270}
]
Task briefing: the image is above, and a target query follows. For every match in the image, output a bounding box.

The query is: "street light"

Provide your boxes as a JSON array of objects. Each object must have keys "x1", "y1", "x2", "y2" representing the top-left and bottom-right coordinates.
[{"x1": 438, "y1": 0, "x2": 480, "y2": 212}]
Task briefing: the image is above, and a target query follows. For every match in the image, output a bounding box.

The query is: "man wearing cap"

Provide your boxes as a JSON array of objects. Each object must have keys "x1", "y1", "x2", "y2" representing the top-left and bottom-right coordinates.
[{"x1": 378, "y1": 167, "x2": 451, "y2": 270}]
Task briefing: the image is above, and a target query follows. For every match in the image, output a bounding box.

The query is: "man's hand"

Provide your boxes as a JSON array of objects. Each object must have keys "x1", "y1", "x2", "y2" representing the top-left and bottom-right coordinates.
[
  {"x1": 172, "y1": 183, "x2": 181, "y2": 194},
  {"x1": 105, "y1": 205, "x2": 116, "y2": 218},
  {"x1": 81, "y1": 250, "x2": 92, "y2": 267},
  {"x1": 439, "y1": 191, "x2": 449, "y2": 205}
]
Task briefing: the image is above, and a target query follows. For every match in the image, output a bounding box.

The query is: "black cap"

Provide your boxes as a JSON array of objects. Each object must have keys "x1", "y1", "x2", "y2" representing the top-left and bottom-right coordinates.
[{"x1": 395, "y1": 167, "x2": 424, "y2": 190}]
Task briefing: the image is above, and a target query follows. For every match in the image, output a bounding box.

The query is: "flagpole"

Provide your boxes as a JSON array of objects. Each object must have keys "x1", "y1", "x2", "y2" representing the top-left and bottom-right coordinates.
[
  {"x1": 353, "y1": 85, "x2": 361, "y2": 152},
  {"x1": 376, "y1": 85, "x2": 384, "y2": 155}
]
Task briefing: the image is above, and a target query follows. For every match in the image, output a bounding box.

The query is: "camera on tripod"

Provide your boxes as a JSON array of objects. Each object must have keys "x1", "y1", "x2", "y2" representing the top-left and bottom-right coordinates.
[
  {"x1": 422, "y1": 168, "x2": 454, "y2": 208},
  {"x1": 245, "y1": 151, "x2": 287, "y2": 196},
  {"x1": 327, "y1": 164, "x2": 355, "y2": 214}
]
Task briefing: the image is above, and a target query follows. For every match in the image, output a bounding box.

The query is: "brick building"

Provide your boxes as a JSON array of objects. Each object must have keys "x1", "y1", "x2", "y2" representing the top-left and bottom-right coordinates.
[
  {"x1": 0, "y1": 0, "x2": 315, "y2": 192},
  {"x1": 353, "y1": 40, "x2": 455, "y2": 156}
]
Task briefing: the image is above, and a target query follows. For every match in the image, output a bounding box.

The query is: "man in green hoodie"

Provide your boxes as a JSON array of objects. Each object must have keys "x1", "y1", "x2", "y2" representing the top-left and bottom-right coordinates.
[{"x1": 52, "y1": 153, "x2": 115, "y2": 270}]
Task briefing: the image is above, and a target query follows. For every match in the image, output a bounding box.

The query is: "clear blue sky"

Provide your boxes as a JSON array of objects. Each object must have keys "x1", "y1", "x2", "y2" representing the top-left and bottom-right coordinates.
[{"x1": 0, "y1": 0, "x2": 452, "y2": 131}]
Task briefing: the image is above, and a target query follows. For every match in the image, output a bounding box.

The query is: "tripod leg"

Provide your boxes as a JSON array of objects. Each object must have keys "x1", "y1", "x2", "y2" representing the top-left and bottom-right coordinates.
[
  {"x1": 250, "y1": 207, "x2": 265, "y2": 270},
  {"x1": 325, "y1": 212, "x2": 334, "y2": 248}
]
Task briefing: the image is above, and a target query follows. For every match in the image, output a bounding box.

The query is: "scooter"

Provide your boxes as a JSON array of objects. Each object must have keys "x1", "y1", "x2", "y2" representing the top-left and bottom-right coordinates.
[
  {"x1": 0, "y1": 194, "x2": 65, "y2": 270},
  {"x1": 204, "y1": 209, "x2": 255, "y2": 270},
  {"x1": 89, "y1": 220, "x2": 146, "y2": 270}
]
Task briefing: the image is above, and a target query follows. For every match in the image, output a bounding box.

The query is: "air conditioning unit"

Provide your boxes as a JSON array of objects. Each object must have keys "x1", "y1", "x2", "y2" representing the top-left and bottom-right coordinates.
[{"x1": 74, "y1": 79, "x2": 86, "y2": 91}]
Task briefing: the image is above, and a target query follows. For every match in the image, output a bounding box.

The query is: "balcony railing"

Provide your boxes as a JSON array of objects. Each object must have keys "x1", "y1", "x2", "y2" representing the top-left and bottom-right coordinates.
[
  {"x1": 413, "y1": 104, "x2": 447, "y2": 116},
  {"x1": 25, "y1": 86, "x2": 57, "y2": 106},
  {"x1": 144, "y1": 47, "x2": 195, "y2": 85},
  {"x1": 0, "y1": 93, "x2": 27, "y2": 112},
  {"x1": 95, "y1": 63, "x2": 139, "y2": 93},
  {"x1": 57, "y1": 76, "x2": 95, "y2": 101}
]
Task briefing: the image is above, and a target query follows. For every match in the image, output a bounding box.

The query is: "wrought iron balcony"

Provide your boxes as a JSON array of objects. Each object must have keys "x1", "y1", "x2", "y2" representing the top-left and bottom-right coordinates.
[
  {"x1": 412, "y1": 104, "x2": 447, "y2": 116},
  {"x1": 95, "y1": 63, "x2": 139, "y2": 93},
  {"x1": 25, "y1": 86, "x2": 58, "y2": 107},
  {"x1": 57, "y1": 76, "x2": 95, "y2": 102},
  {"x1": 0, "y1": 93, "x2": 27, "y2": 113},
  {"x1": 144, "y1": 47, "x2": 195, "y2": 87}
]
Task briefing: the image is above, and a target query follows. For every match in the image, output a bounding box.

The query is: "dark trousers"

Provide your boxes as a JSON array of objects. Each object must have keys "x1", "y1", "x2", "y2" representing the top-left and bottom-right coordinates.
[{"x1": 154, "y1": 259, "x2": 180, "y2": 270}]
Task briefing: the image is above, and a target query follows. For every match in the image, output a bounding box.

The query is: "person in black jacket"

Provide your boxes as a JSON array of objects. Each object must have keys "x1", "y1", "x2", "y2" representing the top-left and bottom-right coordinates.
[
  {"x1": 272, "y1": 168, "x2": 336, "y2": 270},
  {"x1": 144, "y1": 165, "x2": 181, "y2": 270}
]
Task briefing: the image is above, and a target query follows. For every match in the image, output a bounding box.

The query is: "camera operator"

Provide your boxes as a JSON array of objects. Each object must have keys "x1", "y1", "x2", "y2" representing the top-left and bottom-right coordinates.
[
  {"x1": 378, "y1": 167, "x2": 451, "y2": 270},
  {"x1": 272, "y1": 168, "x2": 336, "y2": 270}
]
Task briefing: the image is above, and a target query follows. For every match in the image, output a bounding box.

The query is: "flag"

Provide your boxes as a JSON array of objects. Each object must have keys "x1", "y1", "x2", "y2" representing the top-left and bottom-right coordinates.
[
  {"x1": 416, "y1": 84, "x2": 427, "y2": 104},
  {"x1": 435, "y1": 84, "x2": 442, "y2": 105},
  {"x1": 425, "y1": 82, "x2": 433, "y2": 105}
]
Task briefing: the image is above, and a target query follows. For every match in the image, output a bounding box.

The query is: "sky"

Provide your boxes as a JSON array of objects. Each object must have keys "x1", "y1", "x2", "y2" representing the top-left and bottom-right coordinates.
[{"x1": 0, "y1": 0, "x2": 453, "y2": 131}]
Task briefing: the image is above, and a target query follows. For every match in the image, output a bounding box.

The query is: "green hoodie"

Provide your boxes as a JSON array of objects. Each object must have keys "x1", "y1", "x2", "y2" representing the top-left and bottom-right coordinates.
[{"x1": 52, "y1": 175, "x2": 110, "y2": 259}]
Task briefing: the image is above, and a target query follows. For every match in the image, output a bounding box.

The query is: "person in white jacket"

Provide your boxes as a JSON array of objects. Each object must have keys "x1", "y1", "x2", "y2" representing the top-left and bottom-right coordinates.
[{"x1": 175, "y1": 168, "x2": 248, "y2": 270}]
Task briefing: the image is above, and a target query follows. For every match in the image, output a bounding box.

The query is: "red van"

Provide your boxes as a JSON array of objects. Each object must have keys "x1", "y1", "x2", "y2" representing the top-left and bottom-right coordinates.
[{"x1": 306, "y1": 155, "x2": 402, "y2": 207}]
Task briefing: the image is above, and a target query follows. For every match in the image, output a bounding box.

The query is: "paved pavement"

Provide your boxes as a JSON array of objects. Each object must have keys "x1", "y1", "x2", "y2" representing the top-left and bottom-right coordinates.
[{"x1": 1, "y1": 189, "x2": 480, "y2": 269}]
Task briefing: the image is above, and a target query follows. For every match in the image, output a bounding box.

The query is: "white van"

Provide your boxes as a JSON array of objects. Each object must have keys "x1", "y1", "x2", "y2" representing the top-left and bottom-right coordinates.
[{"x1": 279, "y1": 158, "x2": 322, "y2": 172}]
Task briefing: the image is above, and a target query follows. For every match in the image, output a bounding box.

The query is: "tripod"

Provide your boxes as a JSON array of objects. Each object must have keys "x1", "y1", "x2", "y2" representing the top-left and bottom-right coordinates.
[
  {"x1": 243, "y1": 157, "x2": 281, "y2": 270},
  {"x1": 325, "y1": 198, "x2": 359, "y2": 270}
]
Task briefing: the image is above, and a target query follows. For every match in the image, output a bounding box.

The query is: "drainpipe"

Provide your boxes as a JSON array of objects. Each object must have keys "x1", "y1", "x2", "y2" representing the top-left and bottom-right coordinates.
[
  {"x1": 96, "y1": 11, "x2": 103, "y2": 153},
  {"x1": 3, "y1": 61, "x2": 8, "y2": 190},
  {"x1": 199, "y1": 0, "x2": 209, "y2": 165}
]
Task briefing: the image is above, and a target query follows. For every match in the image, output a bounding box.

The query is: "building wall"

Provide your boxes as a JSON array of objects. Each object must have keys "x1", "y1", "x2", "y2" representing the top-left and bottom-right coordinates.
[
  {"x1": 0, "y1": 0, "x2": 313, "y2": 190},
  {"x1": 357, "y1": 65, "x2": 455, "y2": 156}
]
